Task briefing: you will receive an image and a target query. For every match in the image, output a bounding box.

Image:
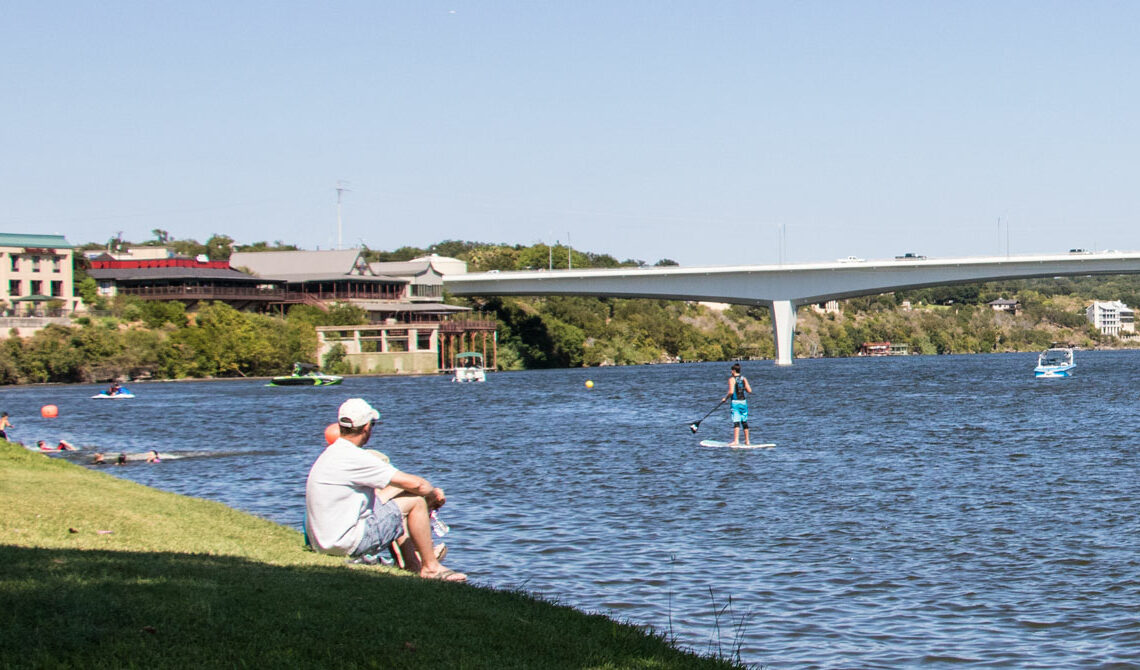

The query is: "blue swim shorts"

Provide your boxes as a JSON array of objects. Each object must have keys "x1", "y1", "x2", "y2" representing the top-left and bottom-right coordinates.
[
  {"x1": 730, "y1": 399, "x2": 749, "y2": 424},
  {"x1": 352, "y1": 499, "x2": 404, "y2": 557}
]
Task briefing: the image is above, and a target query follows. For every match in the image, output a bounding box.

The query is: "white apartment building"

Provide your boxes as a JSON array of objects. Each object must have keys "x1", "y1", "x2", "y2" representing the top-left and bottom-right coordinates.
[
  {"x1": 0, "y1": 233, "x2": 79, "y2": 314},
  {"x1": 1086, "y1": 300, "x2": 1135, "y2": 336}
]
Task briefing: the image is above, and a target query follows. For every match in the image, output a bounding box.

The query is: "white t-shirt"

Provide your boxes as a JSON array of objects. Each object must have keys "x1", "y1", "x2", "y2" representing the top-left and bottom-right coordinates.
[{"x1": 305, "y1": 438, "x2": 398, "y2": 555}]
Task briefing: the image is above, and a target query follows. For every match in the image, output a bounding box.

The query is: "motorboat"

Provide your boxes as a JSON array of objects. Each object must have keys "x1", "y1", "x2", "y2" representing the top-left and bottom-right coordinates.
[
  {"x1": 453, "y1": 352, "x2": 487, "y2": 383},
  {"x1": 269, "y1": 362, "x2": 343, "y2": 387},
  {"x1": 1034, "y1": 347, "x2": 1075, "y2": 378}
]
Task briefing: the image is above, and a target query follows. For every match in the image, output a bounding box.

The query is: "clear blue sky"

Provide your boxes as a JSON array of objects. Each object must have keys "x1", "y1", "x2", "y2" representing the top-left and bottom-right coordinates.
[{"x1": 3, "y1": 2, "x2": 1139, "y2": 265}]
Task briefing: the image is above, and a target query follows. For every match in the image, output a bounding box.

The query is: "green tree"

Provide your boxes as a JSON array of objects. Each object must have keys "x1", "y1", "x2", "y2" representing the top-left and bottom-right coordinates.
[
  {"x1": 204, "y1": 235, "x2": 234, "y2": 261},
  {"x1": 139, "y1": 301, "x2": 188, "y2": 329},
  {"x1": 286, "y1": 302, "x2": 368, "y2": 327},
  {"x1": 467, "y1": 246, "x2": 519, "y2": 271},
  {"x1": 234, "y1": 240, "x2": 300, "y2": 252}
]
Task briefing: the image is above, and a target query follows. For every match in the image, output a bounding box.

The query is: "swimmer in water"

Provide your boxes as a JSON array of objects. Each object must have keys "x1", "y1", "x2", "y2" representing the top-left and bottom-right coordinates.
[
  {"x1": 116, "y1": 453, "x2": 127, "y2": 466},
  {"x1": 92, "y1": 452, "x2": 106, "y2": 465},
  {"x1": 146, "y1": 450, "x2": 161, "y2": 463},
  {"x1": 38, "y1": 439, "x2": 76, "y2": 451}
]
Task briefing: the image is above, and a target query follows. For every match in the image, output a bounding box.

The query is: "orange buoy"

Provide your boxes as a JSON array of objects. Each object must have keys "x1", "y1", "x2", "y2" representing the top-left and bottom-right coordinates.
[
  {"x1": 324, "y1": 422, "x2": 340, "y2": 445},
  {"x1": 41, "y1": 405, "x2": 59, "y2": 419}
]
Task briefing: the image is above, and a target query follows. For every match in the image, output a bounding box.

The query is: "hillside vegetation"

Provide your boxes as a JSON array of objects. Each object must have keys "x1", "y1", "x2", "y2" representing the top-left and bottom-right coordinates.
[
  {"x1": 2, "y1": 237, "x2": 1137, "y2": 384},
  {"x1": 362, "y1": 240, "x2": 1140, "y2": 367}
]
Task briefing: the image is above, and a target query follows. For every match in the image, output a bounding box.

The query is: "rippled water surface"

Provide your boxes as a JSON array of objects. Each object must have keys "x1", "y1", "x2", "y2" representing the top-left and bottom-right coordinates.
[{"x1": 6, "y1": 352, "x2": 1140, "y2": 667}]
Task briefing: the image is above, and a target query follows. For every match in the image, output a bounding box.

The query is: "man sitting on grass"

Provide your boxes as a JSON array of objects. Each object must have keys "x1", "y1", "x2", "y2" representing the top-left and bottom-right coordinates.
[{"x1": 305, "y1": 398, "x2": 466, "y2": 582}]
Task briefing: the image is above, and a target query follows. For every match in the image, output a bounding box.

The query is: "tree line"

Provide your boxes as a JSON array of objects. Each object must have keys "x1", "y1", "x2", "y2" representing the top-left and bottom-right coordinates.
[
  {"x1": 0, "y1": 299, "x2": 366, "y2": 384},
  {"x1": 1, "y1": 236, "x2": 1134, "y2": 384}
]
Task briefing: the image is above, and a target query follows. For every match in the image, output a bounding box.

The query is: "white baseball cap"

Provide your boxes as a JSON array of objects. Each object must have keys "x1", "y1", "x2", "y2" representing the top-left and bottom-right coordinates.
[{"x1": 337, "y1": 398, "x2": 380, "y2": 428}]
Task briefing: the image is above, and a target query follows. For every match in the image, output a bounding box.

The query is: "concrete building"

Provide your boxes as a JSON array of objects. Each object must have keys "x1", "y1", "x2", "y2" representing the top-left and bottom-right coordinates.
[
  {"x1": 316, "y1": 317, "x2": 497, "y2": 375},
  {"x1": 810, "y1": 299, "x2": 841, "y2": 315},
  {"x1": 1086, "y1": 300, "x2": 1135, "y2": 336},
  {"x1": 0, "y1": 233, "x2": 80, "y2": 314},
  {"x1": 369, "y1": 254, "x2": 468, "y2": 302},
  {"x1": 85, "y1": 246, "x2": 180, "y2": 262}
]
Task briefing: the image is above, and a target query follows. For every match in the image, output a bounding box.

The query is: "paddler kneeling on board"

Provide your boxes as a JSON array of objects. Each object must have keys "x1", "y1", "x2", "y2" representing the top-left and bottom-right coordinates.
[{"x1": 305, "y1": 398, "x2": 466, "y2": 582}]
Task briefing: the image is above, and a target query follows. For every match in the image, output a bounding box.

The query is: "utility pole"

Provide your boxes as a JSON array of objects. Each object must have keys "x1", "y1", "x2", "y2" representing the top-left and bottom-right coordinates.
[{"x1": 335, "y1": 180, "x2": 352, "y2": 250}]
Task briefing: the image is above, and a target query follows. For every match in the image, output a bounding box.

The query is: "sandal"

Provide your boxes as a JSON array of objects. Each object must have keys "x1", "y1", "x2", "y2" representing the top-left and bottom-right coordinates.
[{"x1": 424, "y1": 568, "x2": 466, "y2": 582}]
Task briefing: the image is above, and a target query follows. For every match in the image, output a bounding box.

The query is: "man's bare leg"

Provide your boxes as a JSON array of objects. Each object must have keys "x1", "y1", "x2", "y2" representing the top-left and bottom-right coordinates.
[
  {"x1": 728, "y1": 425, "x2": 740, "y2": 446},
  {"x1": 392, "y1": 496, "x2": 465, "y2": 581},
  {"x1": 743, "y1": 426, "x2": 751, "y2": 446},
  {"x1": 378, "y1": 487, "x2": 438, "y2": 569}
]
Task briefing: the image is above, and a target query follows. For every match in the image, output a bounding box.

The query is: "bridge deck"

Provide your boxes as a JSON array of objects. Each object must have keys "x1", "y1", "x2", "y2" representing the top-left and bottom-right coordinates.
[{"x1": 445, "y1": 251, "x2": 1140, "y2": 365}]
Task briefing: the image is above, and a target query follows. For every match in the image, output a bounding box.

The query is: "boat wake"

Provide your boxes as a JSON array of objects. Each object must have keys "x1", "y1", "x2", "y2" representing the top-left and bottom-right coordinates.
[{"x1": 50, "y1": 449, "x2": 279, "y2": 463}]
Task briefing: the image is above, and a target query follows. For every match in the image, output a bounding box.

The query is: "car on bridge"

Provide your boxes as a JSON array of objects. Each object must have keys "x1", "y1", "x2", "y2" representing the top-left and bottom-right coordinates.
[
  {"x1": 894, "y1": 252, "x2": 927, "y2": 260},
  {"x1": 836, "y1": 256, "x2": 866, "y2": 263}
]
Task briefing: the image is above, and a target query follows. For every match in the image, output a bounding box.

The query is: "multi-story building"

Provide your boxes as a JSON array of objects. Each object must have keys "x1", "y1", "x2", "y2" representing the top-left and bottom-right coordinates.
[
  {"x1": 1086, "y1": 300, "x2": 1135, "y2": 336},
  {"x1": 86, "y1": 250, "x2": 286, "y2": 311},
  {"x1": 0, "y1": 233, "x2": 79, "y2": 314},
  {"x1": 227, "y1": 249, "x2": 495, "y2": 374}
]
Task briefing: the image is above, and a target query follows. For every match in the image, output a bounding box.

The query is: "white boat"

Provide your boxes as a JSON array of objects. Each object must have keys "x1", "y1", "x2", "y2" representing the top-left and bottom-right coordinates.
[
  {"x1": 1034, "y1": 347, "x2": 1075, "y2": 378},
  {"x1": 453, "y1": 352, "x2": 487, "y2": 383}
]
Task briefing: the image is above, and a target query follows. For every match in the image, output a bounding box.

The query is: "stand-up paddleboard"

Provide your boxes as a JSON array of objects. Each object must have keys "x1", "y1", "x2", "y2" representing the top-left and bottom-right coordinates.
[{"x1": 699, "y1": 440, "x2": 775, "y2": 449}]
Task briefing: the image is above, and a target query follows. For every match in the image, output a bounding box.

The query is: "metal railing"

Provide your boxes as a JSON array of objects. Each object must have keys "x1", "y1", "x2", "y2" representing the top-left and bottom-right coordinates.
[
  {"x1": 439, "y1": 319, "x2": 497, "y2": 332},
  {"x1": 119, "y1": 285, "x2": 285, "y2": 299},
  {"x1": 0, "y1": 316, "x2": 72, "y2": 327}
]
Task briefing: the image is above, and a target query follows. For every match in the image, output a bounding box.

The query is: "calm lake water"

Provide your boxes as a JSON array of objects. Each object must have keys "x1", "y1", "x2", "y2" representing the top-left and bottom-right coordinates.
[{"x1": 5, "y1": 352, "x2": 1140, "y2": 667}]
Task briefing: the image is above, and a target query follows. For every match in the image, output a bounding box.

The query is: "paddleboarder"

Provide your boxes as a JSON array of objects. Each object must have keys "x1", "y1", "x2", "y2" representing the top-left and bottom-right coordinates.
[{"x1": 722, "y1": 363, "x2": 752, "y2": 446}]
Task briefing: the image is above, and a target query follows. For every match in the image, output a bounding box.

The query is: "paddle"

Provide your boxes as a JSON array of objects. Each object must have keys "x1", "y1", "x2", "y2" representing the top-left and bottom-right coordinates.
[{"x1": 688, "y1": 397, "x2": 727, "y2": 433}]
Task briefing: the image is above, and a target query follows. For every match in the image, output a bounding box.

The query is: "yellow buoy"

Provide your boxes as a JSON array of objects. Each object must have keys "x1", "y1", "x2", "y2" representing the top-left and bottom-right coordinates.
[{"x1": 585, "y1": 380, "x2": 594, "y2": 389}]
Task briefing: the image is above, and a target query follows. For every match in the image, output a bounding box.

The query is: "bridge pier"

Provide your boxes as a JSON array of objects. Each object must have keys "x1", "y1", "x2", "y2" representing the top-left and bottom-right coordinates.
[{"x1": 770, "y1": 299, "x2": 797, "y2": 366}]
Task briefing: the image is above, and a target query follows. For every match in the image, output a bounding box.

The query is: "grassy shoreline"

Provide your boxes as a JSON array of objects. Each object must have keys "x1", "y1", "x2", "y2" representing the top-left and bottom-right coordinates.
[{"x1": 0, "y1": 442, "x2": 741, "y2": 668}]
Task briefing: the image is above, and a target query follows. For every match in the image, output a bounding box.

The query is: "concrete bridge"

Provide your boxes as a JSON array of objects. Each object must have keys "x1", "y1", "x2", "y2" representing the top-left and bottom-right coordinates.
[{"x1": 444, "y1": 251, "x2": 1140, "y2": 365}]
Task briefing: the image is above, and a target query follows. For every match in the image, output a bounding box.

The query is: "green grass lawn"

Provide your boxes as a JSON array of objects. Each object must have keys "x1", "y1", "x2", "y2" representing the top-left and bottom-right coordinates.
[{"x1": 0, "y1": 442, "x2": 743, "y2": 669}]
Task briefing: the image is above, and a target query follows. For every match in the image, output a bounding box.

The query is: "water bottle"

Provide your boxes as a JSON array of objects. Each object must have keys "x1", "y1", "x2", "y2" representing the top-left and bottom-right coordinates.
[{"x1": 430, "y1": 510, "x2": 449, "y2": 537}]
